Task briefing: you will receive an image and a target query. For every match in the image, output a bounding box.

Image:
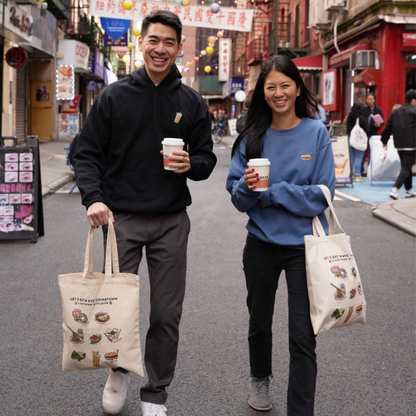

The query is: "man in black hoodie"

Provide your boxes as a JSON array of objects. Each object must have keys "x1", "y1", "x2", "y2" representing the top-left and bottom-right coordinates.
[{"x1": 74, "y1": 10, "x2": 216, "y2": 416}]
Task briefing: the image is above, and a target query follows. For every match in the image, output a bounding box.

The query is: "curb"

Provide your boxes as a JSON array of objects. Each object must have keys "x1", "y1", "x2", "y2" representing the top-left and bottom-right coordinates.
[
  {"x1": 42, "y1": 173, "x2": 75, "y2": 197},
  {"x1": 372, "y1": 208, "x2": 416, "y2": 237}
]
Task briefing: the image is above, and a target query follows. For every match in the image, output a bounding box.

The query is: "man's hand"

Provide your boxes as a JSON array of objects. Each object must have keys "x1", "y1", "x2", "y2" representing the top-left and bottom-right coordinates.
[
  {"x1": 87, "y1": 202, "x2": 114, "y2": 228},
  {"x1": 160, "y1": 150, "x2": 191, "y2": 173}
]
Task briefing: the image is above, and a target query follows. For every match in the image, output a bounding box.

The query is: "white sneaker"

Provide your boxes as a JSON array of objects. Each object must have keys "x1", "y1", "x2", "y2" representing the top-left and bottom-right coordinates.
[
  {"x1": 405, "y1": 189, "x2": 416, "y2": 198},
  {"x1": 102, "y1": 369, "x2": 130, "y2": 414},
  {"x1": 141, "y1": 401, "x2": 167, "y2": 416},
  {"x1": 389, "y1": 190, "x2": 399, "y2": 200}
]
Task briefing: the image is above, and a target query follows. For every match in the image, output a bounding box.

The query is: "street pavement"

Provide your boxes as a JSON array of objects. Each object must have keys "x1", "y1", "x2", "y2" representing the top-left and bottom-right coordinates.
[
  {"x1": 1, "y1": 139, "x2": 415, "y2": 415},
  {"x1": 39, "y1": 137, "x2": 416, "y2": 237}
]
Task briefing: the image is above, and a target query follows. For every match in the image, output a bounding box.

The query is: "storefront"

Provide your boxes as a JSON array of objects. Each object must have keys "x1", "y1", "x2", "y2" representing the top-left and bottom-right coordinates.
[
  {"x1": 1, "y1": 0, "x2": 57, "y2": 141},
  {"x1": 324, "y1": 18, "x2": 416, "y2": 124},
  {"x1": 57, "y1": 39, "x2": 90, "y2": 140}
]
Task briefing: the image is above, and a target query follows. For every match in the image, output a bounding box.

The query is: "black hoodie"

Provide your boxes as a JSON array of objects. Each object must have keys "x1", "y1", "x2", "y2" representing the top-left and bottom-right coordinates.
[{"x1": 73, "y1": 65, "x2": 217, "y2": 214}]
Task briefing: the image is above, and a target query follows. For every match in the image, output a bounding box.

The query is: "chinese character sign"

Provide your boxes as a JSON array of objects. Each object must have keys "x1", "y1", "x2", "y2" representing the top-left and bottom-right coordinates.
[
  {"x1": 219, "y1": 38, "x2": 231, "y2": 82},
  {"x1": 90, "y1": 0, "x2": 253, "y2": 32}
]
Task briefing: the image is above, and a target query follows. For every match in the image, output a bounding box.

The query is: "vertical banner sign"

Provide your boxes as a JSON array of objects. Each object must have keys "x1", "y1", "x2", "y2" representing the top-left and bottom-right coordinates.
[
  {"x1": 219, "y1": 38, "x2": 231, "y2": 82},
  {"x1": 0, "y1": 136, "x2": 45, "y2": 243}
]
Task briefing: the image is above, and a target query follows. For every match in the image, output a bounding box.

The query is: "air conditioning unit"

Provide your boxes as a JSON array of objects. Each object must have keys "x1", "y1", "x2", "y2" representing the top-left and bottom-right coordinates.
[
  {"x1": 324, "y1": 0, "x2": 348, "y2": 11},
  {"x1": 309, "y1": 0, "x2": 329, "y2": 27},
  {"x1": 350, "y1": 50, "x2": 379, "y2": 71}
]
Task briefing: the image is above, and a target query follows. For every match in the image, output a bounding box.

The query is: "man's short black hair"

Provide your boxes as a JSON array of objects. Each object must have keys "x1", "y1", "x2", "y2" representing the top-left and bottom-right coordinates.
[
  {"x1": 404, "y1": 89, "x2": 416, "y2": 104},
  {"x1": 141, "y1": 10, "x2": 182, "y2": 44}
]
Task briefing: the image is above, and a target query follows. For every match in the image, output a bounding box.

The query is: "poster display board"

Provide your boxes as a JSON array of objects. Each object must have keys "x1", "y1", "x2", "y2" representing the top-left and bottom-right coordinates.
[
  {"x1": 331, "y1": 136, "x2": 352, "y2": 186},
  {"x1": 59, "y1": 114, "x2": 80, "y2": 140},
  {"x1": 0, "y1": 136, "x2": 44, "y2": 243}
]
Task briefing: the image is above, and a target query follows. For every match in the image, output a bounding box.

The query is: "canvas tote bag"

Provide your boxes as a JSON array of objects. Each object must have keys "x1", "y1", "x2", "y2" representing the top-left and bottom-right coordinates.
[
  {"x1": 349, "y1": 118, "x2": 368, "y2": 151},
  {"x1": 58, "y1": 221, "x2": 144, "y2": 376},
  {"x1": 304, "y1": 185, "x2": 366, "y2": 335}
]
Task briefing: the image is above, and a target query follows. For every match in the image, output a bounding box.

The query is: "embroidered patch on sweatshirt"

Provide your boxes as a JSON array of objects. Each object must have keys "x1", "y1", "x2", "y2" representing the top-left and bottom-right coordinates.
[
  {"x1": 174, "y1": 112, "x2": 182, "y2": 123},
  {"x1": 301, "y1": 153, "x2": 312, "y2": 161}
]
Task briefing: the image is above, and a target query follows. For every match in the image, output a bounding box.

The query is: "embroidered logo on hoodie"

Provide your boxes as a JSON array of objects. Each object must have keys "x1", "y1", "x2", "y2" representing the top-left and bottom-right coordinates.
[
  {"x1": 174, "y1": 112, "x2": 182, "y2": 123},
  {"x1": 301, "y1": 153, "x2": 312, "y2": 161}
]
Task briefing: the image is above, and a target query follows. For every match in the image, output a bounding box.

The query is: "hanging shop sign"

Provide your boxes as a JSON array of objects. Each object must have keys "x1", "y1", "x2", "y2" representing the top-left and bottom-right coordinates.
[
  {"x1": 218, "y1": 38, "x2": 231, "y2": 82},
  {"x1": 90, "y1": 0, "x2": 254, "y2": 32},
  {"x1": 56, "y1": 65, "x2": 75, "y2": 100},
  {"x1": 5, "y1": 46, "x2": 28, "y2": 69},
  {"x1": 89, "y1": 49, "x2": 105, "y2": 79},
  {"x1": 104, "y1": 32, "x2": 128, "y2": 47},
  {"x1": 101, "y1": 17, "x2": 130, "y2": 39},
  {"x1": 57, "y1": 39, "x2": 90, "y2": 72}
]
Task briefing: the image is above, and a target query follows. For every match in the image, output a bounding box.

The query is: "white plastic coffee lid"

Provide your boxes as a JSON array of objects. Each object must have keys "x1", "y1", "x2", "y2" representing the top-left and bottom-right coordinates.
[
  {"x1": 162, "y1": 138, "x2": 184, "y2": 145},
  {"x1": 248, "y1": 158, "x2": 270, "y2": 166}
]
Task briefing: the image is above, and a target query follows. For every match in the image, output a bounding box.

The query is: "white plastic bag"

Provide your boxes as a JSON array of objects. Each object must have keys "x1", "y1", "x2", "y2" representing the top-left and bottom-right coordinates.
[
  {"x1": 349, "y1": 118, "x2": 368, "y2": 151},
  {"x1": 368, "y1": 136, "x2": 401, "y2": 181}
]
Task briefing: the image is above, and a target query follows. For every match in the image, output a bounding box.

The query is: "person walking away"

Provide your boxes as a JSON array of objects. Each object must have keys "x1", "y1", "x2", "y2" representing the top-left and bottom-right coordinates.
[
  {"x1": 237, "y1": 100, "x2": 251, "y2": 133},
  {"x1": 226, "y1": 55, "x2": 335, "y2": 415},
  {"x1": 347, "y1": 101, "x2": 369, "y2": 182},
  {"x1": 362, "y1": 93, "x2": 384, "y2": 174},
  {"x1": 209, "y1": 107, "x2": 216, "y2": 131},
  {"x1": 222, "y1": 109, "x2": 229, "y2": 135},
  {"x1": 380, "y1": 89, "x2": 416, "y2": 200},
  {"x1": 314, "y1": 95, "x2": 327, "y2": 124},
  {"x1": 73, "y1": 10, "x2": 217, "y2": 416}
]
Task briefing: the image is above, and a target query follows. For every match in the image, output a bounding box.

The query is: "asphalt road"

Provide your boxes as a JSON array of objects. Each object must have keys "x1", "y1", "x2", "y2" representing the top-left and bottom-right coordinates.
[{"x1": 1, "y1": 144, "x2": 415, "y2": 416}]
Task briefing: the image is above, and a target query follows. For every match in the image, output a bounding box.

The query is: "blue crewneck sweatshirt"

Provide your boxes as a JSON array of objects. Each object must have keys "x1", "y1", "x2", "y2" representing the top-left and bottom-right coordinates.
[{"x1": 226, "y1": 118, "x2": 335, "y2": 248}]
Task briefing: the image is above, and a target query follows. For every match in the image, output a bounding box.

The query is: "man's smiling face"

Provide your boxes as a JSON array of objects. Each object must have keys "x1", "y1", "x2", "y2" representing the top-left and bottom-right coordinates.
[{"x1": 139, "y1": 22, "x2": 182, "y2": 85}]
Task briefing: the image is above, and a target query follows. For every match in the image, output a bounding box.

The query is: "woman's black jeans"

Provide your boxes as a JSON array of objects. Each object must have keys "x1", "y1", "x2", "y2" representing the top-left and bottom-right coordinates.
[{"x1": 243, "y1": 236, "x2": 317, "y2": 416}]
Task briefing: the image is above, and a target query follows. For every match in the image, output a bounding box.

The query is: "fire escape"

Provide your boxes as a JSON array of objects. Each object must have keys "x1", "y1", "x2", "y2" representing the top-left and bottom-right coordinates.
[{"x1": 244, "y1": 0, "x2": 310, "y2": 67}]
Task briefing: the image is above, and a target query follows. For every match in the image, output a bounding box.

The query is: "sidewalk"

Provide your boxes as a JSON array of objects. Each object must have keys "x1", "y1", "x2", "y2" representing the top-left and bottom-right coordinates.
[{"x1": 39, "y1": 138, "x2": 416, "y2": 237}]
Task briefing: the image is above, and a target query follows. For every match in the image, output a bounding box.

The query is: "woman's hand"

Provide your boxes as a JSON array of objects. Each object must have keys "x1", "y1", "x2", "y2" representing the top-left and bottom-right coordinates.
[{"x1": 244, "y1": 168, "x2": 259, "y2": 190}]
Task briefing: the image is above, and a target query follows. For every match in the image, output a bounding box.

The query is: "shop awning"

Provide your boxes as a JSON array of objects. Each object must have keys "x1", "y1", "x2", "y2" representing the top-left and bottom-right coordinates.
[{"x1": 292, "y1": 55, "x2": 323, "y2": 71}]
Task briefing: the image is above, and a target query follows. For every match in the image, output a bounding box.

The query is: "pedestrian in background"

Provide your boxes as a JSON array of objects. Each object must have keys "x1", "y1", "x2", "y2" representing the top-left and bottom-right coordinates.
[
  {"x1": 226, "y1": 55, "x2": 335, "y2": 415},
  {"x1": 381, "y1": 89, "x2": 416, "y2": 200},
  {"x1": 315, "y1": 95, "x2": 327, "y2": 124},
  {"x1": 347, "y1": 101, "x2": 369, "y2": 182},
  {"x1": 362, "y1": 93, "x2": 384, "y2": 175},
  {"x1": 237, "y1": 100, "x2": 251, "y2": 133},
  {"x1": 73, "y1": 10, "x2": 216, "y2": 416},
  {"x1": 222, "y1": 109, "x2": 229, "y2": 135}
]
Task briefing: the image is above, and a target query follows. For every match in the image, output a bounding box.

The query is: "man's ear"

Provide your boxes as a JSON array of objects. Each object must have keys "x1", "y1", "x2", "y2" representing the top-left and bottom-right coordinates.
[{"x1": 177, "y1": 42, "x2": 183, "y2": 56}]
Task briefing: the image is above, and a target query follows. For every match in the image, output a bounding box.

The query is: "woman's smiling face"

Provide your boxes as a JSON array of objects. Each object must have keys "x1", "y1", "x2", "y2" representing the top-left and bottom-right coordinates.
[{"x1": 263, "y1": 70, "x2": 300, "y2": 118}]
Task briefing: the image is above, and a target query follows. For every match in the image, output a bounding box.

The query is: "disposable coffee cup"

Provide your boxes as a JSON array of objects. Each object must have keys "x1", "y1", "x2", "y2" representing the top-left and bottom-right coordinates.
[
  {"x1": 162, "y1": 138, "x2": 184, "y2": 170},
  {"x1": 247, "y1": 158, "x2": 271, "y2": 192}
]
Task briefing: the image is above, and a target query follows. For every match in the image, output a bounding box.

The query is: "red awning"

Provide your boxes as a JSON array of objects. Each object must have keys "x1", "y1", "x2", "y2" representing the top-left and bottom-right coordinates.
[{"x1": 292, "y1": 55, "x2": 323, "y2": 71}]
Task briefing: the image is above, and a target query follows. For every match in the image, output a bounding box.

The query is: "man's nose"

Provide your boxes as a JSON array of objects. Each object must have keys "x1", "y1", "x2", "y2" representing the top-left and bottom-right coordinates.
[{"x1": 154, "y1": 42, "x2": 166, "y2": 53}]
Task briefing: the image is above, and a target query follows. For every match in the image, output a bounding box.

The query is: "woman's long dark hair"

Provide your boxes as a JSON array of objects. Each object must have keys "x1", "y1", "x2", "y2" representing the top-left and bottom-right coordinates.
[{"x1": 232, "y1": 55, "x2": 319, "y2": 159}]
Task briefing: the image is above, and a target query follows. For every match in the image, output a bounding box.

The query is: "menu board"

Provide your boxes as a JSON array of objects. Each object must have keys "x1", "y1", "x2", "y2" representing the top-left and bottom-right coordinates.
[
  {"x1": 56, "y1": 65, "x2": 75, "y2": 100},
  {"x1": 0, "y1": 136, "x2": 44, "y2": 243}
]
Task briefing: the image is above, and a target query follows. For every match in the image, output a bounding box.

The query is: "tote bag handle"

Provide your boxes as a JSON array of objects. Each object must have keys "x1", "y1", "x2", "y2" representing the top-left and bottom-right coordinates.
[
  {"x1": 82, "y1": 221, "x2": 120, "y2": 280},
  {"x1": 312, "y1": 185, "x2": 346, "y2": 237}
]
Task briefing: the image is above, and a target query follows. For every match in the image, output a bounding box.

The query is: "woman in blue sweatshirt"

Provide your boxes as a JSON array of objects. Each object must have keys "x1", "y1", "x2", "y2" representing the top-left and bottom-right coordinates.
[{"x1": 226, "y1": 55, "x2": 335, "y2": 415}]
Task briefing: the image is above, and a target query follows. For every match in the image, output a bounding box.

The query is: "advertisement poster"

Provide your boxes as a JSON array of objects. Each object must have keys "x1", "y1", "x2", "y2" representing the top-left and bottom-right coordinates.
[
  {"x1": 331, "y1": 136, "x2": 352, "y2": 184},
  {"x1": 59, "y1": 114, "x2": 79, "y2": 140}
]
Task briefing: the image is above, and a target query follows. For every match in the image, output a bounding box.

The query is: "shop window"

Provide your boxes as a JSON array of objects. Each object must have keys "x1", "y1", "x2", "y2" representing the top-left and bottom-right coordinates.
[{"x1": 405, "y1": 54, "x2": 416, "y2": 91}]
